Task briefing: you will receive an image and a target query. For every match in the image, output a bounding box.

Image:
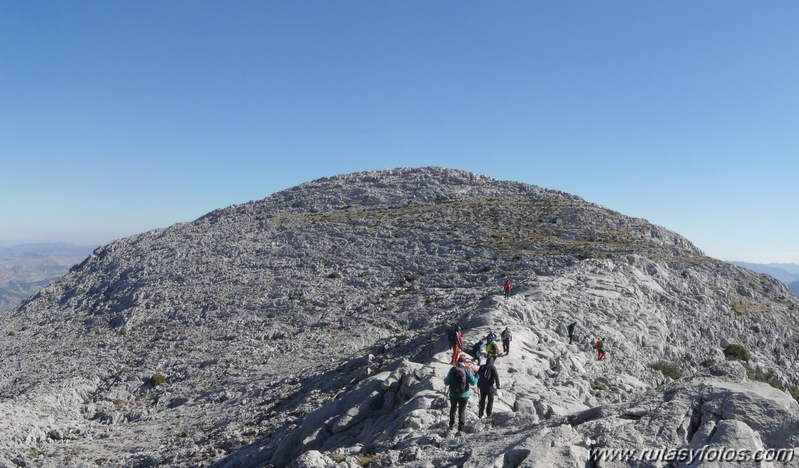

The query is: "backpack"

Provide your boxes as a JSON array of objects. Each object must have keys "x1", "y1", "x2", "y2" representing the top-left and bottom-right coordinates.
[
  {"x1": 478, "y1": 365, "x2": 491, "y2": 383},
  {"x1": 450, "y1": 366, "x2": 468, "y2": 394},
  {"x1": 487, "y1": 341, "x2": 499, "y2": 356},
  {"x1": 448, "y1": 329, "x2": 459, "y2": 346},
  {"x1": 595, "y1": 340, "x2": 602, "y2": 350},
  {"x1": 501, "y1": 329, "x2": 512, "y2": 340},
  {"x1": 471, "y1": 342, "x2": 483, "y2": 358}
]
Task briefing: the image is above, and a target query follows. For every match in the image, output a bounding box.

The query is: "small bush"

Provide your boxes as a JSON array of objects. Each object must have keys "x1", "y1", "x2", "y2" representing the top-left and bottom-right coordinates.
[
  {"x1": 8, "y1": 331, "x2": 14, "y2": 336},
  {"x1": 700, "y1": 359, "x2": 715, "y2": 368},
  {"x1": 480, "y1": 265, "x2": 494, "y2": 273},
  {"x1": 150, "y1": 374, "x2": 166, "y2": 387},
  {"x1": 789, "y1": 386, "x2": 799, "y2": 404},
  {"x1": 328, "y1": 272, "x2": 341, "y2": 279},
  {"x1": 745, "y1": 365, "x2": 781, "y2": 389},
  {"x1": 723, "y1": 344, "x2": 751, "y2": 361},
  {"x1": 649, "y1": 361, "x2": 683, "y2": 380},
  {"x1": 403, "y1": 273, "x2": 421, "y2": 282}
]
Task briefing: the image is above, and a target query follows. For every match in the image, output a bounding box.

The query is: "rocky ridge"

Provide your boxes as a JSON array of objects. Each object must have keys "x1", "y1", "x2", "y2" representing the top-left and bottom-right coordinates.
[{"x1": 0, "y1": 167, "x2": 797, "y2": 467}]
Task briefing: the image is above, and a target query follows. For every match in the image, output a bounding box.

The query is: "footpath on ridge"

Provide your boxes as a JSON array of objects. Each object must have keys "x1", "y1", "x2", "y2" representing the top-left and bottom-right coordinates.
[{"x1": 216, "y1": 280, "x2": 799, "y2": 468}]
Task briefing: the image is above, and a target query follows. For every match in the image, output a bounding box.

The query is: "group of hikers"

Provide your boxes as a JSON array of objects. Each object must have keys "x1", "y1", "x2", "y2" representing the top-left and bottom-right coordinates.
[
  {"x1": 443, "y1": 292, "x2": 609, "y2": 433},
  {"x1": 445, "y1": 326, "x2": 509, "y2": 432}
]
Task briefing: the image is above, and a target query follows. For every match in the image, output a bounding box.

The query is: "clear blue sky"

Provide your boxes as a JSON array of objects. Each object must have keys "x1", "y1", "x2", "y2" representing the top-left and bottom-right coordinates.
[{"x1": 1, "y1": 1, "x2": 797, "y2": 263}]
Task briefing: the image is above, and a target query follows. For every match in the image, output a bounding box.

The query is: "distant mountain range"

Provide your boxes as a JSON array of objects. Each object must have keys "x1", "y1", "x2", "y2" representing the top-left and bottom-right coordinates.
[
  {"x1": 0, "y1": 243, "x2": 96, "y2": 312},
  {"x1": 728, "y1": 261, "x2": 799, "y2": 297}
]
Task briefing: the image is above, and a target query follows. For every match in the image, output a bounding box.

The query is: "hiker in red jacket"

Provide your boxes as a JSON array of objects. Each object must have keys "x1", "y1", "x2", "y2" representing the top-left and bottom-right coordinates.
[
  {"x1": 595, "y1": 338, "x2": 606, "y2": 361},
  {"x1": 503, "y1": 279, "x2": 513, "y2": 299},
  {"x1": 449, "y1": 326, "x2": 463, "y2": 365}
]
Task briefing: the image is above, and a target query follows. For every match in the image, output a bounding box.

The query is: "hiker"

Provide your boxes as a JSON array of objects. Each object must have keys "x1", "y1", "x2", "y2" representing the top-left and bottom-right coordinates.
[
  {"x1": 500, "y1": 327, "x2": 512, "y2": 356},
  {"x1": 486, "y1": 339, "x2": 500, "y2": 360},
  {"x1": 471, "y1": 340, "x2": 486, "y2": 366},
  {"x1": 443, "y1": 355, "x2": 478, "y2": 432},
  {"x1": 503, "y1": 279, "x2": 513, "y2": 299},
  {"x1": 485, "y1": 329, "x2": 498, "y2": 343},
  {"x1": 476, "y1": 359, "x2": 501, "y2": 418},
  {"x1": 567, "y1": 322, "x2": 577, "y2": 345},
  {"x1": 448, "y1": 326, "x2": 463, "y2": 365},
  {"x1": 595, "y1": 338, "x2": 606, "y2": 360}
]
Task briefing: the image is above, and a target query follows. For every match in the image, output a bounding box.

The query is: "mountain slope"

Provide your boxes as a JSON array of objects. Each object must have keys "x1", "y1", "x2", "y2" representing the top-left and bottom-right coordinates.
[{"x1": 0, "y1": 167, "x2": 797, "y2": 467}]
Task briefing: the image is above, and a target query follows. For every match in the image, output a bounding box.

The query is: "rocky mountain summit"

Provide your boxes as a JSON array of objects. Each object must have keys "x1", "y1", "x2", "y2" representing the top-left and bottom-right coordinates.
[{"x1": 1, "y1": 167, "x2": 798, "y2": 467}]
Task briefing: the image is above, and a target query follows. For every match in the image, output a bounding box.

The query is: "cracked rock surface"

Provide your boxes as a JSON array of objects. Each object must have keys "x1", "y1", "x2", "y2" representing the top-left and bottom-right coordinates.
[{"x1": 0, "y1": 167, "x2": 797, "y2": 467}]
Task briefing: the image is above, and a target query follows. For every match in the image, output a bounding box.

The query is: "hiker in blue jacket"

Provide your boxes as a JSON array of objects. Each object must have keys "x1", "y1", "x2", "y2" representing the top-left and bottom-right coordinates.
[
  {"x1": 443, "y1": 355, "x2": 478, "y2": 432},
  {"x1": 471, "y1": 340, "x2": 485, "y2": 366}
]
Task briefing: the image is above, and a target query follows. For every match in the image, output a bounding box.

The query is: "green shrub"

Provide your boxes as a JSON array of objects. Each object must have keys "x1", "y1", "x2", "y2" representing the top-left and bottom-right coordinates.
[
  {"x1": 150, "y1": 374, "x2": 166, "y2": 387},
  {"x1": 403, "y1": 273, "x2": 421, "y2": 282},
  {"x1": 649, "y1": 361, "x2": 683, "y2": 380},
  {"x1": 700, "y1": 359, "x2": 715, "y2": 368},
  {"x1": 480, "y1": 265, "x2": 494, "y2": 273},
  {"x1": 745, "y1": 365, "x2": 781, "y2": 389},
  {"x1": 723, "y1": 344, "x2": 751, "y2": 361},
  {"x1": 7, "y1": 331, "x2": 14, "y2": 336},
  {"x1": 789, "y1": 386, "x2": 799, "y2": 404},
  {"x1": 328, "y1": 272, "x2": 341, "y2": 279}
]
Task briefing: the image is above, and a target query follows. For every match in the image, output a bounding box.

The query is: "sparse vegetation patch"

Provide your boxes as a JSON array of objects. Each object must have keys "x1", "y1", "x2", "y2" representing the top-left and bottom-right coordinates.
[
  {"x1": 744, "y1": 365, "x2": 781, "y2": 389},
  {"x1": 150, "y1": 374, "x2": 166, "y2": 387},
  {"x1": 724, "y1": 344, "x2": 751, "y2": 362},
  {"x1": 649, "y1": 361, "x2": 683, "y2": 380}
]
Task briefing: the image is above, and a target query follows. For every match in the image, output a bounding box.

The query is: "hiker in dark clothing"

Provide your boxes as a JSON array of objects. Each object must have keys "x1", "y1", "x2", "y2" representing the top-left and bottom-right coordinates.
[
  {"x1": 567, "y1": 322, "x2": 577, "y2": 345},
  {"x1": 471, "y1": 340, "x2": 485, "y2": 366},
  {"x1": 443, "y1": 355, "x2": 478, "y2": 432},
  {"x1": 500, "y1": 327, "x2": 512, "y2": 356},
  {"x1": 476, "y1": 360, "x2": 501, "y2": 418}
]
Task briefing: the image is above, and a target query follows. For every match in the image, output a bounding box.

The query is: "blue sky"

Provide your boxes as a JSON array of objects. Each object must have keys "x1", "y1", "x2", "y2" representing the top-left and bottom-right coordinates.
[{"x1": 1, "y1": 2, "x2": 797, "y2": 263}]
